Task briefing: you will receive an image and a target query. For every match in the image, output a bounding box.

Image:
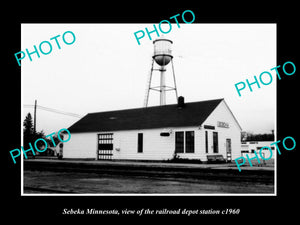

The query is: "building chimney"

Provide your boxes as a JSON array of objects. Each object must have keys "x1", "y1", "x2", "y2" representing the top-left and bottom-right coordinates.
[{"x1": 177, "y1": 96, "x2": 185, "y2": 108}]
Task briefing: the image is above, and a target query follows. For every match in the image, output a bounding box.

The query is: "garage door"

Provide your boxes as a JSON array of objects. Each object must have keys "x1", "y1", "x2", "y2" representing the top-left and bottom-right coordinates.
[{"x1": 98, "y1": 133, "x2": 113, "y2": 160}]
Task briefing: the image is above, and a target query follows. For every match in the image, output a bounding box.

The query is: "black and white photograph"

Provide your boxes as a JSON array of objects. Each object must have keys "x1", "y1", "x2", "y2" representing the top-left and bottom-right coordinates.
[
  {"x1": 21, "y1": 23, "x2": 276, "y2": 195},
  {"x1": 4, "y1": 3, "x2": 298, "y2": 222}
]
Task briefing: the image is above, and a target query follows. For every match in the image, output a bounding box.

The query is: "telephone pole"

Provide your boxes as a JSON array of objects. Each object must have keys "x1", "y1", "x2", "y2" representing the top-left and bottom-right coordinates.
[{"x1": 34, "y1": 100, "x2": 37, "y2": 134}]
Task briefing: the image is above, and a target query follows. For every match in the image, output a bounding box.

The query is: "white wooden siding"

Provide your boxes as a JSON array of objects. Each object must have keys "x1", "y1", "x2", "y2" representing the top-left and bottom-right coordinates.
[
  {"x1": 201, "y1": 100, "x2": 242, "y2": 160},
  {"x1": 63, "y1": 100, "x2": 241, "y2": 162},
  {"x1": 113, "y1": 127, "x2": 196, "y2": 161}
]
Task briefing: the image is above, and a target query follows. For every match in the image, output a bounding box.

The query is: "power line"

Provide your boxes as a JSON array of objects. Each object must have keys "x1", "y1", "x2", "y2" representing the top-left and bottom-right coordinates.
[
  {"x1": 37, "y1": 105, "x2": 83, "y2": 118},
  {"x1": 23, "y1": 104, "x2": 83, "y2": 118}
]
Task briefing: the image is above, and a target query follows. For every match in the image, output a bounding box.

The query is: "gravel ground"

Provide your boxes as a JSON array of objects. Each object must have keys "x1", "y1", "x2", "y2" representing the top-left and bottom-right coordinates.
[{"x1": 23, "y1": 159, "x2": 274, "y2": 194}]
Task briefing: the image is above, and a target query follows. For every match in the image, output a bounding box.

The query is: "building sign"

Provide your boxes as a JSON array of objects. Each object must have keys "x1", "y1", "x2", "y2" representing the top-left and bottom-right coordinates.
[
  {"x1": 217, "y1": 121, "x2": 229, "y2": 128},
  {"x1": 203, "y1": 125, "x2": 215, "y2": 130}
]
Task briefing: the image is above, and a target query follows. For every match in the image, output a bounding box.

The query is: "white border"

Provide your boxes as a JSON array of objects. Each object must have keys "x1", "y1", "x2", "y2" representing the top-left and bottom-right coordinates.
[{"x1": 21, "y1": 23, "x2": 277, "y2": 197}]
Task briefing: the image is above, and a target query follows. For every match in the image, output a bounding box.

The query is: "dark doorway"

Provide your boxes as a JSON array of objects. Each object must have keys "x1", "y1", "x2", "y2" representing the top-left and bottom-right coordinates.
[
  {"x1": 213, "y1": 132, "x2": 218, "y2": 153},
  {"x1": 226, "y1": 138, "x2": 232, "y2": 162}
]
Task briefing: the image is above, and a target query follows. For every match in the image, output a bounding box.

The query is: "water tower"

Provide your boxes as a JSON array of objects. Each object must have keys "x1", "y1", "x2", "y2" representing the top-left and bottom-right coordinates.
[{"x1": 144, "y1": 38, "x2": 178, "y2": 107}]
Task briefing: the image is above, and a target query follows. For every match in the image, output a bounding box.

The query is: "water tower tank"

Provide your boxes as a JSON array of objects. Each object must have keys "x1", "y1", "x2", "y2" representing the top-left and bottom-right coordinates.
[
  {"x1": 144, "y1": 38, "x2": 178, "y2": 107},
  {"x1": 153, "y1": 38, "x2": 173, "y2": 66}
]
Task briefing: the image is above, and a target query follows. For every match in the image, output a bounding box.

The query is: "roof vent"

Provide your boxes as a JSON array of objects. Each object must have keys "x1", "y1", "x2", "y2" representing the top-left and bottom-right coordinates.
[{"x1": 177, "y1": 96, "x2": 185, "y2": 109}]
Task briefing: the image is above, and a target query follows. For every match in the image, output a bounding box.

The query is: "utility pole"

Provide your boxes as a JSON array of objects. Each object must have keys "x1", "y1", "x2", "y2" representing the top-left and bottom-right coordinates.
[{"x1": 34, "y1": 100, "x2": 37, "y2": 134}]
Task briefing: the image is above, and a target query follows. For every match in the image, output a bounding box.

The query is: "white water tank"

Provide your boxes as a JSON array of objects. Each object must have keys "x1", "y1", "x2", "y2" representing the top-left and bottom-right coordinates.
[{"x1": 153, "y1": 38, "x2": 173, "y2": 66}]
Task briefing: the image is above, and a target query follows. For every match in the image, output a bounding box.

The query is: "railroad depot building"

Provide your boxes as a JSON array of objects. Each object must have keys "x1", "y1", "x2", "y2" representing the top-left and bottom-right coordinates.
[{"x1": 64, "y1": 98, "x2": 242, "y2": 162}]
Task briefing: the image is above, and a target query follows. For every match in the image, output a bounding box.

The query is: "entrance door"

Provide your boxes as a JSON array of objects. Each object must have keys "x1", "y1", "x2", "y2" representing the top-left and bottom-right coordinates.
[
  {"x1": 213, "y1": 132, "x2": 219, "y2": 153},
  {"x1": 98, "y1": 133, "x2": 113, "y2": 160},
  {"x1": 226, "y1": 138, "x2": 232, "y2": 162}
]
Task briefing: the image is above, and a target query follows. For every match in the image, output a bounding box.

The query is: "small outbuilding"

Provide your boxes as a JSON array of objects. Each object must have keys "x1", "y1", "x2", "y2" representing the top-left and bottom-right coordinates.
[
  {"x1": 64, "y1": 97, "x2": 242, "y2": 162},
  {"x1": 241, "y1": 141, "x2": 275, "y2": 159}
]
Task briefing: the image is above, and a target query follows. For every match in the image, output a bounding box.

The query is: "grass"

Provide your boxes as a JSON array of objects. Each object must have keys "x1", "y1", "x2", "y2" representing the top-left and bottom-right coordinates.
[{"x1": 234, "y1": 158, "x2": 275, "y2": 168}]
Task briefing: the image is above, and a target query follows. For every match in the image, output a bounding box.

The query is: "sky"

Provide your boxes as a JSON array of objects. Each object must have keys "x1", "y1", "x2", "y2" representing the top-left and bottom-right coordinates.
[{"x1": 21, "y1": 23, "x2": 276, "y2": 135}]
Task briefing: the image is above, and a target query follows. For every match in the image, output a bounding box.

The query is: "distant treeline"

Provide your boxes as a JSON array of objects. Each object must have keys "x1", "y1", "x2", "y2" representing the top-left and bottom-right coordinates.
[{"x1": 242, "y1": 132, "x2": 274, "y2": 141}]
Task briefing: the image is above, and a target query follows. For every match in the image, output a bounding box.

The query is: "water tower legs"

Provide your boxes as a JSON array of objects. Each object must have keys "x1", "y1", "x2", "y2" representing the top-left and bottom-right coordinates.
[
  {"x1": 144, "y1": 58, "x2": 178, "y2": 107},
  {"x1": 160, "y1": 66, "x2": 166, "y2": 105},
  {"x1": 171, "y1": 59, "x2": 179, "y2": 101},
  {"x1": 143, "y1": 58, "x2": 154, "y2": 108}
]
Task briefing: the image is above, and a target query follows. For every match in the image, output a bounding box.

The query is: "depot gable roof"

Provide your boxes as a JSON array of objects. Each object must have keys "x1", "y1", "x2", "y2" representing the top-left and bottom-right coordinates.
[{"x1": 68, "y1": 99, "x2": 224, "y2": 133}]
